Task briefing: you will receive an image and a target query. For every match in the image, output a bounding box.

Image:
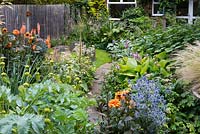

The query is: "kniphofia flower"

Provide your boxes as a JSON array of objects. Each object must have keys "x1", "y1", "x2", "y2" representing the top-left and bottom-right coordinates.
[
  {"x1": 37, "y1": 23, "x2": 40, "y2": 35},
  {"x1": 45, "y1": 35, "x2": 51, "y2": 48},
  {"x1": 20, "y1": 24, "x2": 26, "y2": 34}
]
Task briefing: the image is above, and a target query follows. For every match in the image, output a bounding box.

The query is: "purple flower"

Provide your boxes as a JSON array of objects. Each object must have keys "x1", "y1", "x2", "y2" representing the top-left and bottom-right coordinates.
[{"x1": 132, "y1": 53, "x2": 141, "y2": 60}]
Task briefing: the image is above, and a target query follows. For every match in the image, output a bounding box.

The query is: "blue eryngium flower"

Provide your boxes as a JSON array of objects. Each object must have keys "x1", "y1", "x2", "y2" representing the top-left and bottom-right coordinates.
[{"x1": 131, "y1": 76, "x2": 167, "y2": 133}]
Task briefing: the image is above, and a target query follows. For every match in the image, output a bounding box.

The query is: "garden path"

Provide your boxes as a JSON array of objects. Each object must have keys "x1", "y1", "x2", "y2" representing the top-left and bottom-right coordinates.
[{"x1": 87, "y1": 63, "x2": 112, "y2": 126}]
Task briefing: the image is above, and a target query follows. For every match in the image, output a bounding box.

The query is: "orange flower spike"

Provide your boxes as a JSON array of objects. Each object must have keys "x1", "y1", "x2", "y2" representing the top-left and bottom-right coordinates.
[
  {"x1": 12, "y1": 29, "x2": 20, "y2": 35},
  {"x1": 108, "y1": 99, "x2": 121, "y2": 108},
  {"x1": 45, "y1": 35, "x2": 51, "y2": 48},
  {"x1": 33, "y1": 29, "x2": 37, "y2": 35},
  {"x1": 30, "y1": 29, "x2": 34, "y2": 35},
  {"x1": 20, "y1": 24, "x2": 26, "y2": 34},
  {"x1": 2, "y1": 28, "x2": 8, "y2": 34},
  {"x1": 37, "y1": 23, "x2": 40, "y2": 35}
]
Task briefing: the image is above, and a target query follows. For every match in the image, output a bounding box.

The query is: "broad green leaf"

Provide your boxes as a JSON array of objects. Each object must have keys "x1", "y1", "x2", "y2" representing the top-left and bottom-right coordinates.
[
  {"x1": 140, "y1": 59, "x2": 149, "y2": 75},
  {"x1": 159, "y1": 60, "x2": 169, "y2": 68},
  {"x1": 156, "y1": 51, "x2": 167, "y2": 59},
  {"x1": 160, "y1": 68, "x2": 170, "y2": 77}
]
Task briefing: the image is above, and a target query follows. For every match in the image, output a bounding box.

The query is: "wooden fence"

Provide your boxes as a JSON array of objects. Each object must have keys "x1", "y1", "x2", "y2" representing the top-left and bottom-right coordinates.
[{"x1": 1, "y1": 5, "x2": 80, "y2": 39}]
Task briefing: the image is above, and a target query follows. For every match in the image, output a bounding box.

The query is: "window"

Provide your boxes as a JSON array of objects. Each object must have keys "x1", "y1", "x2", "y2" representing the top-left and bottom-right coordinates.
[
  {"x1": 176, "y1": 0, "x2": 200, "y2": 24},
  {"x1": 152, "y1": 0, "x2": 164, "y2": 16},
  {"x1": 107, "y1": 0, "x2": 137, "y2": 20},
  {"x1": 152, "y1": 0, "x2": 200, "y2": 24}
]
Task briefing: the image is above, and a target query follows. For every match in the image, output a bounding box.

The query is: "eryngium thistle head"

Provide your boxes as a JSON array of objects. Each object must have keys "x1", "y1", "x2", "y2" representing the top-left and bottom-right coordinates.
[{"x1": 131, "y1": 76, "x2": 167, "y2": 133}]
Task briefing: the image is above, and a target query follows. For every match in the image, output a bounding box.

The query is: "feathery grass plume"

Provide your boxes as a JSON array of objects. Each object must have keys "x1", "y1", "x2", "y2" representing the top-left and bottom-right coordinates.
[{"x1": 174, "y1": 41, "x2": 200, "y2": 98}]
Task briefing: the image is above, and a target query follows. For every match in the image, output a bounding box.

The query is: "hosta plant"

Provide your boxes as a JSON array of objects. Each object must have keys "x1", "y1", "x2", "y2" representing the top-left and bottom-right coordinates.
[{"x1": 117, "y1": 52, "x2": 172, "y2": 81}]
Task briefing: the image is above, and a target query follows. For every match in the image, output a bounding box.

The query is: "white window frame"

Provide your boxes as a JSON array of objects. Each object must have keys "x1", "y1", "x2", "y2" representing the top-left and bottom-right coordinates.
[
  {"x1": 152, "y1": 0, "x2": 200, "y2": 24},
  {"x1": 176, "y1": 0, "x2": 200, "y2": 24},
  {"x1": 107, "y1": 0, "x2": 137, "y2": 20},
  {"x1": 152, "y1": 0, "x2": 164, "y2": 16}
]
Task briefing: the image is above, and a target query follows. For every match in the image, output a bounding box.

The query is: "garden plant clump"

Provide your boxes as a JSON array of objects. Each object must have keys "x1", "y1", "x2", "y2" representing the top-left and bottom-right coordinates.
[
  {"x1": 1, "y1": 0, "x2": 200, "y2": 133},
  {"x1": 0, "y1": 23, "x2": 96, "y2": 133}
]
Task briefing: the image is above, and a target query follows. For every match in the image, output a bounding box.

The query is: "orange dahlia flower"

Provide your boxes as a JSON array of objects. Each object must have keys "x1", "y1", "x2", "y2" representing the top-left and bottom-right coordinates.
[
  {"x1": 12, "y1": 29, "x2": 20, "y2": 35},
  {"x1": 2, "y1": 28, "x2": 8, "y2": 34},
  {"x1": 108, "y1": 99, "x2": 121, "y2": 108},
  {"x1": 115, "y1": 90, "x2": 130, "y2": 100}
]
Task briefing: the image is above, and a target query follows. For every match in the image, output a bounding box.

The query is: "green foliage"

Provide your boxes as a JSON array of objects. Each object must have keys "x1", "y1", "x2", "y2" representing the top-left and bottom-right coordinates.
[
  {"x1": 0, "y1": 81, "x2": 96, "y2": 133},
  {"x1": 118, "y1": 52, "x2": 171, "y2": 80},
  {"x1": 44, "y1": 56, "x2": 95, "y2": 92},
  {"x1": 132, "y1": 22, "x2": 200, "y2": 55},
  {"x1": 0, "y1": 28, "x2": 48, "y2": 93},
  {"x1": 0, "y1": 114, "x2": 44, "y2": 134},
  {"x1": 121, "y1": 7, "x2": 153, "y2": 33},
  {"x1": 165, "y1": 81, "x2": 200, "y2": 133}
]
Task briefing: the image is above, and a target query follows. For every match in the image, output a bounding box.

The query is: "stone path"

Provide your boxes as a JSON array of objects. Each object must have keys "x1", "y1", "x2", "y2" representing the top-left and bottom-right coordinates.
[{"x1": 87, "y1": 63, "x2": 112, "y2": 126}]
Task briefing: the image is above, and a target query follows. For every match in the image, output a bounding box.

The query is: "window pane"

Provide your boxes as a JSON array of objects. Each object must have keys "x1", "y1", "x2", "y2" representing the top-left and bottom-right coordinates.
[
  {"x1": 109, "y1": 0, "x2": 120, "y2": 2},
  {"x1": 194, "y1": 0, "x2": 200, "y2": 16},
  {"x1": 123, "y1": 0, "x2": 135, "y2": 2},
  {"x1": 153, "y1": 4, "x2": 163, "y2": 14},
  {"x1": 176, "y1": 1, "x2": 188, "y2": 16},
  {"x1": 109, "y1": 4, "x2": 135, "y2": 18}
]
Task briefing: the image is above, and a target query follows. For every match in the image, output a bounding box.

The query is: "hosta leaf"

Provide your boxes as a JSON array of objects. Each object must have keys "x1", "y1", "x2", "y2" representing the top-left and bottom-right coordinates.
[
  {"x1": 160, "y1": 68, "x2": 170, "y2": 77},
  {"x1": 156, "y1": 51, "x2": 167, "y2": 59},
  {"x1": 140, "y1": 59, "x2": 149, "y2": 75},
  {"x1": 159, "y1": 60, "x2": 169, "y2": 68}
]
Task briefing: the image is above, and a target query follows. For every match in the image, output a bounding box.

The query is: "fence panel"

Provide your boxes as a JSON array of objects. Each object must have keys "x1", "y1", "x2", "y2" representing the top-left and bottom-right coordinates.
[{"x1": 1, "y1": 4, "x2": 77, "y2": 39}]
